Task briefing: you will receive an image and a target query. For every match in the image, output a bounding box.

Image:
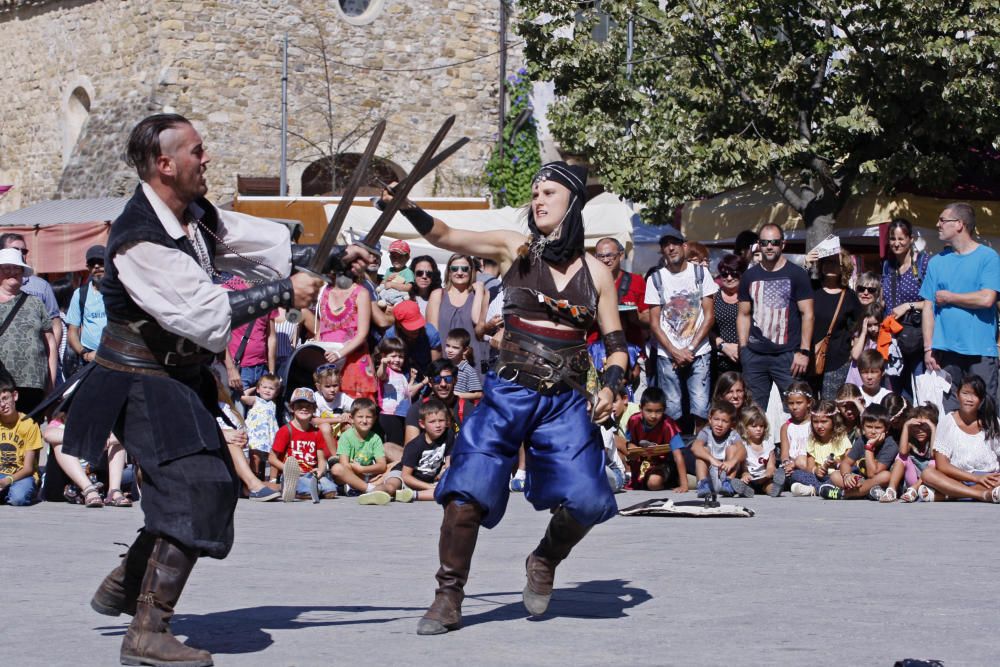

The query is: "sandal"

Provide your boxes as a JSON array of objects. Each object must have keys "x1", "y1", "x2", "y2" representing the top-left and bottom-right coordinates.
[
  {"x1": 82, "y1": 484, "x2": 105, "y2": 508},
  {"x1": 104, "y1": 489, "x2": 133, "y2": 507},
  {"x1": 990, "y1": 486, "x2": 1000, "y2": 504},
  {"x1": 900, "y1": 487, "x2": 919, "y2": 503},
  {"x1": 879, "y1": 486, "x2": 897, "y2": 503},
  {"x1": 918, "y1": 485, "x2": 935, "y2": 502}
]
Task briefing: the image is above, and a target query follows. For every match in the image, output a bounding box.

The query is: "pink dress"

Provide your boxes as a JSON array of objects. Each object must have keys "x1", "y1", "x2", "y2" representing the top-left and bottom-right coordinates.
[{"x1": 317, "y1": 285, "x2": 377, "y2": 400}]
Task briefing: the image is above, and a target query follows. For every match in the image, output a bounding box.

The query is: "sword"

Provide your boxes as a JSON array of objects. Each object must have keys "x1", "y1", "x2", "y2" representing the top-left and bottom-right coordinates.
[
  {"x1": 370, "y1": 136, "x2": 471, "y2": 210},
  {"x1": 285, "y1": 120, "x2": 386, "y2": 325}
]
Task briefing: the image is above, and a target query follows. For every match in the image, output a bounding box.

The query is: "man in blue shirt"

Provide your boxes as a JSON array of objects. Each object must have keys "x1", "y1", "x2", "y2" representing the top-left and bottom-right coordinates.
[
  {"x1": 921, "y1": 203, "x2": 1000, "y2": 408},
  {"x1": 66, "y1": 245, "x2": 108, "y2": 365}
]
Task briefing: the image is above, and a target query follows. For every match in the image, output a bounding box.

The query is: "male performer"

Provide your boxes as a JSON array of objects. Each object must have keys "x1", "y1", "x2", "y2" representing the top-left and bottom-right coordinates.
[
  {"x1": 382, "y1": 161, "x2": 627, "y2": 635},
  {"x1": 61, "y1": 113, "x2": 374, "y2": 666}
]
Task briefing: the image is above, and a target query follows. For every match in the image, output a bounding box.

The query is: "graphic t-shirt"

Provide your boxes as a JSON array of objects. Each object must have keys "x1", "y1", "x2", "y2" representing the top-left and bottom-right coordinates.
[
  {"x1": 0, "y1": 414, "x2": 43, "y2": 482},
  {"x1": 315, "y1": 391, "x2": 354, "y2": 417},
  {"x1": 738, "y1": 261, "x2": 813, "y2": 354},
  {"x1": 380, "y1": 367, "x2": 411, "y2": 417},
  {"x1": 65, "y1": 284, "x2": 107, "y2": 351},
  {"x1": 744, "y1": 440, "x2": 777, "y2": 480},
  {"x1": 695, "y1": 426, "x2": 743, "y2": 460},
  {"x1": 336, "y1": 427, "x2": 385, "y2": 466},
  {"x1": 920, "y1": 245, "x2": 1000, "y2": 357},
  {"x1": 397, "y1": 432, "x2": 453, "y2": 483},
  {"x1": 645, "y1": 264, "x2": 718, "y2": 358},
  {"x1": 271, "y1": 423, "x2": 330, "y2": 473},
  {"x1": 406, "y1": 397, "x2": 471, "y2": 435}
]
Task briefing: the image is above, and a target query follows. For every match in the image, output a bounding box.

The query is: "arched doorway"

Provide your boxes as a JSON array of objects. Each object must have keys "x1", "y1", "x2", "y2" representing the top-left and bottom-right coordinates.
[{"x1": 300, "y1": 154, "x2": 404, "y2": 197}]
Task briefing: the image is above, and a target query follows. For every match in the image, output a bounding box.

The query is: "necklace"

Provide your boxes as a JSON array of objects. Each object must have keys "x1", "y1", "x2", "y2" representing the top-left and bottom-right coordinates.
[{"x1": 191, "y1": 218, "x2": 281, "y2": 286}]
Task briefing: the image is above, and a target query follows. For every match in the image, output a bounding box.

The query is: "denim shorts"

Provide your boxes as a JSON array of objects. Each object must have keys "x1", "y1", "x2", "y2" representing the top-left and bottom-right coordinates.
[{"x1": 655, "y1": 353, "x2": 710, "y2": 420}]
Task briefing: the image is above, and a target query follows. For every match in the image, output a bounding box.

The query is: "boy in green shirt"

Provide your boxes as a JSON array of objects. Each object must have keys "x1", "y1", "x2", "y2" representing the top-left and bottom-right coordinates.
[{"x1": 332, "y1": 397, "x2": 387, "y2": 496}]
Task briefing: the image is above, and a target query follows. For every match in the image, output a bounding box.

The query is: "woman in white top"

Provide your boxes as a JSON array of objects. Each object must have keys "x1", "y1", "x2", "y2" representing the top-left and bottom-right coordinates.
[{"x1": 920, "y1": 374, "x2": 1000, "y2": 502}]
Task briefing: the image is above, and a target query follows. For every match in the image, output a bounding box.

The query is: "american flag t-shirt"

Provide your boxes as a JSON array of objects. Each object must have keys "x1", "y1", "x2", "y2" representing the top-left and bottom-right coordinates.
[{"x1": 750, "y1": 278, "x2": 792, "y2": 345}]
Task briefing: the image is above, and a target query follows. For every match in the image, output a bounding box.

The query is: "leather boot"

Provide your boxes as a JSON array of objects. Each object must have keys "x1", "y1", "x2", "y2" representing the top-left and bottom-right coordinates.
[
  {"x1": 120, "y1": 537, "x2": 213, "y2": 667},
  {"x1": 91, "y1": 531, "x2": 156, "y2": 617},
  {"x1": 523, "y1": 507, "x2": 591, "y2": 616},
  {"x1": 416, "y1": 501, "x2": 483, "y2": 635}
]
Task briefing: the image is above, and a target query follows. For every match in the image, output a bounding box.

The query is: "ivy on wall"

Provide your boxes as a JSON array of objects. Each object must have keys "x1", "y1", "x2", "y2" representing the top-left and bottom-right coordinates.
[{"x1": 485, "y1": 68, "x2": 541, "y2": 207}]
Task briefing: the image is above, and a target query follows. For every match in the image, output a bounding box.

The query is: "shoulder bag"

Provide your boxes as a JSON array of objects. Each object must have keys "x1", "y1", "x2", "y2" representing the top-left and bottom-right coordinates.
[{"x1": 812, "y1": 289, "x2": 846, "y2": 375}]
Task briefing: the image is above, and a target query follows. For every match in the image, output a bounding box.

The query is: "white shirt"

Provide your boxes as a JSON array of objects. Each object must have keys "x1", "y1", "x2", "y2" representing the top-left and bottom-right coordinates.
[
  {"x1": 934, "y1": 412, "x2": 1000, "y2": 473},
  {"x1": 859, "y1": 386, "x2": 892, "y2": 407},
  {"x1": 644, "y1": 264, "x2": 718, "y2": 358},
  {"x1": 744, "y1": 440, "x2": 776, "y2": 480},
  {"x1": 113, "y1": 183, "x2": 291, "y2": 353}
]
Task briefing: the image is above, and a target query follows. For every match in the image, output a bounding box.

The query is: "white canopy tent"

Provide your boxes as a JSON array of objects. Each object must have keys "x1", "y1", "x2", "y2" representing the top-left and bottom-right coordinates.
[{"x1": 326, "y1": 192, "x2": 637, "y2": 273}]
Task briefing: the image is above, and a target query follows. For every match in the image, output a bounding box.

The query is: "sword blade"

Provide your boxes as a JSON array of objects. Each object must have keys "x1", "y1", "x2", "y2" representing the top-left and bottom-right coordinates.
[
  {"x1": 371, "y1": 137, "x2": 471, "y2": 210},
  {"x1": 309, "y1": 119, "x2": 387, "y2": 273},
  {"x1": 361, "y1": 115, "x2": 457, "y2": 249}
]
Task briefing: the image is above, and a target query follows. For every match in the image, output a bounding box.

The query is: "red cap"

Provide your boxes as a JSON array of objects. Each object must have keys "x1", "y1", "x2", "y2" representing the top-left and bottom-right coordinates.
[
  {"x1": 388, "y1": 239, "x2": 411, "y2": 255},
  {"x1": 392, "y1": 300, "x2": 426, "y2": 331}
]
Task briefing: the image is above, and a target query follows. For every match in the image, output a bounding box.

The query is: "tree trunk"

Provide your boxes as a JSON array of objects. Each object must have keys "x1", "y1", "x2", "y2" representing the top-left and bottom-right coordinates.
[{"x1": 803, "y1": 210, "x2": 835, "y2": 252}]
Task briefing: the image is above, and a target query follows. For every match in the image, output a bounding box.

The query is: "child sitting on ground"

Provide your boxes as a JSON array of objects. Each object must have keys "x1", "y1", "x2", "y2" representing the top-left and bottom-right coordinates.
[
  {"x1": 268, "y1": 388, "x2": 338, "y2": 502},
  {"x1": 835, "y1": 383, "x2": 865, "y2": 444},
  {"x1": 358, "y1": 398, "x2": 451, "y2": 505},
  {"x1": 884, "y1": 403, "x2": 939, "y2": 503},
  {"x1": 311, "y1": 364, "x2": 354, "y2": 457},
  {"x1": 375, "y1": 240, "x2": 415, "y2": 308},
  {"x1": 780, "y1": 382, "x2": 815, "y2": 495},
  {"x1": 828, "y1": 404, "x2": 898, "y2": 500},
  {"x1": 625, "y1": 387, "x2": 688, "y2": 492},
  {"x1": 444, "y1": 328, "x2": 483, "y2": 402},
  {"x1": 853, "y1": 349, "x2": 892, "y2": 407},
  {"x1": 739, "y1": 405, "x2": 783, "y2": 497},
  {"x1": 802, "y1": 400, "x2": 853, "y2": 499},
  {"x1": 0, "y1": 383, "x2": 42, "y2": 506},
  {"x1": 691, "y1": 401, "x2": 751, "y2": 498},
  {"x1": 882, "y1": 393, "x2": 909, "y2": 441},
  {"x1": 332, "y1": 398, "x2": 388, "y2": 496},
  {"x1": 44, "y1": 415, "x2": 133, "y2": 507},
  {"x1": 243, "y1": 373, "x2": 281, "y2": 481}
]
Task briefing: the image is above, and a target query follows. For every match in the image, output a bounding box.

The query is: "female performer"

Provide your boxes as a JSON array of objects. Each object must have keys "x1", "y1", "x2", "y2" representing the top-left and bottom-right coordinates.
[{"x1": 383, "y1": 161, "x2": 627, "y2": 635}]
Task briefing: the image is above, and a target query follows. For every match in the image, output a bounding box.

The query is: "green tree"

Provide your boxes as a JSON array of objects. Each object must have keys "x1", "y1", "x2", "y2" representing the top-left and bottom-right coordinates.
[
  {"x1": 485, "y1": 68, "x2": 542, "y2": 207},
  {"x1": 517, "y1": 1, "x2": 1000, "y2": 247}
]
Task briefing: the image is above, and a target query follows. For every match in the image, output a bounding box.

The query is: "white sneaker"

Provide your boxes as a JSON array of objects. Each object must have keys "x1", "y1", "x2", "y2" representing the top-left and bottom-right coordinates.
[
  {"x1": 358, "y1": 490, "x2": 392, "y2": 505},
  {"x1": 790, "y1": 482, "x2": 816, "y2": 497},
  {"x1": 395, "y1": 487, "x2": 415, "y2": 503}
]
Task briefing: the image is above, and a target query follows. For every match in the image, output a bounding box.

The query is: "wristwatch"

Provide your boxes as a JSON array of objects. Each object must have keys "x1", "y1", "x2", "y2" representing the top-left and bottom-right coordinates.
[{"x1": 797, "y1": 348, "x2": 810, "y2": 356}]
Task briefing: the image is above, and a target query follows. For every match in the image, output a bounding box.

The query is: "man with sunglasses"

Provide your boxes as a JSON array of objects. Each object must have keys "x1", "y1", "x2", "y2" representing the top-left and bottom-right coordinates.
[
  {"x1": 920, "y1": 203, "x2": 1000, "y2": 408},
  {"x1": 403, "y1": 359, "x2": 472, "y2": 444},
  {"x1": 64, "y1": 245, "x2": 108, "y2": 378},
  {"x1": 737, "y1": 223, "x2": 814, "y2": 410}
]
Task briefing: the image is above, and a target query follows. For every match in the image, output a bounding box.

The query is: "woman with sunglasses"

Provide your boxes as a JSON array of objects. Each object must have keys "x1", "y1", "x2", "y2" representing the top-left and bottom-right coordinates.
[
  {"x1": 882, "y1": 218, "x2": 931, "y2": 397},
  {"x1": 409, "y1": 255, "x2": 442, "y2": 317},
  {"x1": 381, "y1": 161, "x2": 625, "y2": 636},
  {"x1": 426, "y1": 253, "x2": 488, "y2": 376},
  {"x1": 710, "y1": 253, "x2": 746, "y2": 378}
]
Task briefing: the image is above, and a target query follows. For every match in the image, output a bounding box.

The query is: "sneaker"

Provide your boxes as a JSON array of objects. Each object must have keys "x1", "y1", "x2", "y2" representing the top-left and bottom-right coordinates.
[
  {"x1": 695, "y1": 478, "x2": 711, "y2": 498},
  {"x1": 728, "y1": 478, "x2": 755, "y2": 499},
  {"x1": 282, "y1": 458, "x2": 302, "y2": 503},
  {"x1": 768, "y1": 468, "x2": 785, "y2": 497},
  {"x1": 819, "y1": 483, "x2": 842, "y2": 500},
  {"x1": 721, "y1": 479, "x2": 736, "y2": 497},
  {"x1": 395, "y1": 487, "x2": 415, "y2": 503},
  {"x1": 248, "y1": 486, "x2": 280, "y2": 502},
  {"x1": 510, "y1": 476, "x2": 526, "y2": 492},
  {"x1": 307, "y1": 474, "x2": 320, "y2": 504},
  {"x1": 868, "y1": 485, "x2": 886, "y2": 501},
  {"x1": 358, "y1": 490, "x2": 392, "y2": 505},
  {"x1": 790, "y1": 482, "x2": 816, "y2": 497}
]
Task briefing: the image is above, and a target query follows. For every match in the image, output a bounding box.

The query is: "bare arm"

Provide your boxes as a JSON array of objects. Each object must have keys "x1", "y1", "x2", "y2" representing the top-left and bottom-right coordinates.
[
  {"x1": 402, "y1": 465, "x2": 435, "y2": 491},
  {"x1": 737, "y1": 301, "x2": 752, "y2": 348},
  {"x1": 67, "y1": 324, "x2": 85, "y2": 355},
  {"x1": 266, "y1": 318, "x2": 277, "y2": 374},
  {"x1": 5, "y1": 448, "x2": 38, "y2": 484},
  {"x1": 922, "y1": 299, "x2": 939, "y2": 371},
  {"x1": 591, "y1": 256, "x2": 628, "y2": 422},
  {"x1": 935, "y1": 288, "x2": 997, "y2": 309},
  {"x1": 44, "y1": 329, "x2": 57, "y2": 390},
  {"x1": 425, "y1": 289, "x2": 442, "y2": 332}
]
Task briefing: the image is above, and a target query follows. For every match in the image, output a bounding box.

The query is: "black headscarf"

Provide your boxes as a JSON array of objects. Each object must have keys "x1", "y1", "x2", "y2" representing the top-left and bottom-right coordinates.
[{"x1": 526, "y1": 161, "x2": 589, "y2": 265}]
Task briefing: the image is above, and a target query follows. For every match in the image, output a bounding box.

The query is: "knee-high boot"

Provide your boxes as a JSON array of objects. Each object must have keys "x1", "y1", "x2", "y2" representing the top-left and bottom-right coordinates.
[
  {"x1": 120, "y1": 537, "x2": 213, "y2": 667},
  {"x1": 523, "y1": 507, "x2": 592, "y2": 616},
  {"x1": 91, "y1": 530, "x2": 157, "y2": 617},
  {"x1": 416, "y1": 501, "x2": 483, "y2": 635}
]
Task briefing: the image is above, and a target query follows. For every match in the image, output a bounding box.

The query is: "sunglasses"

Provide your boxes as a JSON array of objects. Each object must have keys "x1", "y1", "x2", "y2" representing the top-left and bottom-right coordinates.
[
  {"x1": 449, "y1": 265, "x2": 471, "y2": 273},
  {"x1": 87, "y1": 260, "x2": 104, "y2": 268},
  {"x1": 758, "y1": 239, "x2": 782, "y2": 247},
  {"x1": 433, "y1": 374, "x2": 456, "y2": 384},
  {"x1": 595, "y1": 252, "x2": 620, "y2": 260},
  {"x1": 719, "y1": 269, "x2": 741, "y2": 279},
  {"x1": 315, "y1": 363, "x2": 339, "y2": 373},
  {"x1": 415, "y1": 270, "x2": 434, "y2": 278},
  {"x1": 857, "y1": 286, "x2": 878, "y2": 294}
]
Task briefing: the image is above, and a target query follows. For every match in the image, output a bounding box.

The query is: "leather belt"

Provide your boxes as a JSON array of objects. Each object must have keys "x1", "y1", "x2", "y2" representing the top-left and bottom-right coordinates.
[
  {"x1": 495, "y1": 329, "x2": 592, "y2": 397},
  {"x1": 95, "y1": 322, "x2": 213, "y2": 377}
]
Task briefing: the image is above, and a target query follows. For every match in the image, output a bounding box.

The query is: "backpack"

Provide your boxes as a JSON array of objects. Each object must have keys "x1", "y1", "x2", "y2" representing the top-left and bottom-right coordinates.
[
  {"x1": 649, "y1": 263, "x2": 705, "y2": 308},
  {"x1": 61, "y1": 280, "x2": 90, "y2": 379}
]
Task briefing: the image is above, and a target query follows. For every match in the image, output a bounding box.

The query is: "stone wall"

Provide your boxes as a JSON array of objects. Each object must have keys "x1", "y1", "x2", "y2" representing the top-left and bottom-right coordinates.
[{"x1": 0, "y1": 0, "x2": 524, "y2": 213}]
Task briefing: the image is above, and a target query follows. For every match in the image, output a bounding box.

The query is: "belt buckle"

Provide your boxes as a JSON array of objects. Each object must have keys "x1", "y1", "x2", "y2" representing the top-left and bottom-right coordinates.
[{"x1": 162, "y1": 351, "x2": 180, "y2": 366}]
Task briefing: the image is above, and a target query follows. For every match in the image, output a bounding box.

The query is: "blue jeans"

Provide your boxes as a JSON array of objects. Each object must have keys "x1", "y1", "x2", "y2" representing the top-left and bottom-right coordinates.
[
  {"x1": 0, "y1": 475, "x2": 37, "y2": 506},
  {"x1": 655, "y1": 353, "x2": 711, "y2": 420},
  {"x1": 296, "y1": 473, "x2": 338, "y2": 496},
  {"x1": 789, "y1": 469, "x2": 823, "y2": 490},
  {"x1": 240, "y1": 364, "x2": 269, "y2": 390},
  {"x1": 740, "y1": 348, "x2": 797, "y2": 411}
]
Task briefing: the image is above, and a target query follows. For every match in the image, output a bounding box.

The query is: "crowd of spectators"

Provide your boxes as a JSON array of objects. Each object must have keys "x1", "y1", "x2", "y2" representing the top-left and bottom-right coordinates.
[{"x1": 4, "y1": 201, "x2": 1000, "y2": 509}]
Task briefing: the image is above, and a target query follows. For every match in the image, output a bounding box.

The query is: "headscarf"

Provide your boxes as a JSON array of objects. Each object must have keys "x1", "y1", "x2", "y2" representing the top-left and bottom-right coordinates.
[{"x1": 525, "y1": 161, "x2": 589, "y2": 265}]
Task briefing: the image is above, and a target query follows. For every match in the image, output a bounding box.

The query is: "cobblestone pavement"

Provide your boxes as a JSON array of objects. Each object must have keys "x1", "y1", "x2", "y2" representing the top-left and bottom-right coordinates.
[{"x1": 6, "y1": 490, "x2": 988, "y2": 666}]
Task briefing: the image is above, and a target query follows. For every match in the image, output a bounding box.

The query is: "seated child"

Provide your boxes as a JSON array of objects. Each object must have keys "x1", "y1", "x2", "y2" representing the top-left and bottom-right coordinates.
[
  {"x1": 359, "y1": 398, "x2": 451, "y2": 505},
  {"x1": 884, "y1": 403, "x2": 938, "y2": 503},
  {"x1": 625, "y1": 387, "x2": 688, "y2": 492},
  {"x1": 853, "y1": 349, "x2": 891, "y2": 407},
  {"x1": 829, "y1": 404, "x2": 898, "y2": 500},
  {"x1": 0, "y1": 383, "x2": 42, "y2": 506},
  {"x1": 739, "y1": 405, "x2": 783, "y2": 497},
  {"x1": 375, "y1": 240, "x2": 415, "y2": 308},
  {"x1": 311, "y1": 364, "x2": 354, "y2": 458},
  {"x1": 44, "y1": 415, "x2": 133, "y2": 507},
  {"x1": 268, "y1": 387, "x2": 337, "y2": 502},
  {"x1": 243, "y1": 373, "x2": 281, "y2": 481},
  {"x1": 835, "y1": 383, "x2": 864, "y2": 444},
  {"x1": 332, "y1": 398, "x2": 388, "y2": 496},
  {"x1": 444, "y1": 328, "x2": 483, "y2": 402},
  {"x1": 780, "y1": 381, "x2": 815, "y2": 495},
  {"x1": 801, "y1": 400, "x2": 853, "y2": 499},
  {"x1": 691, "y1": 401, "x2": 751, "y2": 498}
]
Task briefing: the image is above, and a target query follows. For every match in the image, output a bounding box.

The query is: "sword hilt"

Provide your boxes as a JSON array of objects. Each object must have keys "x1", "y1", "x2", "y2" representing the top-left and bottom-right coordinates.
[{"x1": 285, "y1": 266, "x2": 333, "y2": 325}]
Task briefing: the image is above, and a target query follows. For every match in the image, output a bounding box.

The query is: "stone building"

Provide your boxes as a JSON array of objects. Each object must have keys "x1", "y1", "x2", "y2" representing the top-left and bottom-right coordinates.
[{"x1": 0, "y1": 0, "x2": 521, "y2": 214}]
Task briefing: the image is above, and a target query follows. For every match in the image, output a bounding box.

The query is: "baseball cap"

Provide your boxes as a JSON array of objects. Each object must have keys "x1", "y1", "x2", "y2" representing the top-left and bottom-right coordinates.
[
  {"x1": 388, "y1": 239, "x2": 411, "y2": 255},
  {"x1": 288, "y1": 387, "x2": 317, "y2": 405},
  {"x1": 658, "y1": 227, "x2": 685, "y2": 245},
  {"x1": 392, "y1": 300, "x2": 426, "y2": 331},
  {"x1": 85, "y1": 245, "x2": 106, "y2": 264}
]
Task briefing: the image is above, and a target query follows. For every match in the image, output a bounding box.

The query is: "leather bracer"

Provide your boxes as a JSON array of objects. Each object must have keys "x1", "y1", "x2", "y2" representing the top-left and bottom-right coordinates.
[{"x1": 228, "y1": 279, "x2": 294, "y2": 328}]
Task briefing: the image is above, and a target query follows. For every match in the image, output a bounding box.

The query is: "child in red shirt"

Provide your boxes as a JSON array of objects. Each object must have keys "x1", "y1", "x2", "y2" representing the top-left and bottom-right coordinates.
[
  {"x1": 625, "y1": 387, "x2": 688, "y2": 492},
  {"x1": 268, "y1": 387, "x2": 337, "y2": 502}
]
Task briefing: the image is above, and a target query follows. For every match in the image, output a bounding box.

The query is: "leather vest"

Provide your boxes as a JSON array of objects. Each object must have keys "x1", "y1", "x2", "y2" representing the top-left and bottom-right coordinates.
[{"x1": 501, "y1": 254, "x2": 598, "y2": 330}]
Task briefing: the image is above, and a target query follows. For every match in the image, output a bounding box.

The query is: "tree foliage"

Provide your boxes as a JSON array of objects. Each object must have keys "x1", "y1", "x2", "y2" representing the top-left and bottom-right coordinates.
[
  {"x1": 485, "y1": 68, "x2": 543, "y2": 207},
  {"x1": 516, "y1": 1, "x2": 1000, "y2": 245}
]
